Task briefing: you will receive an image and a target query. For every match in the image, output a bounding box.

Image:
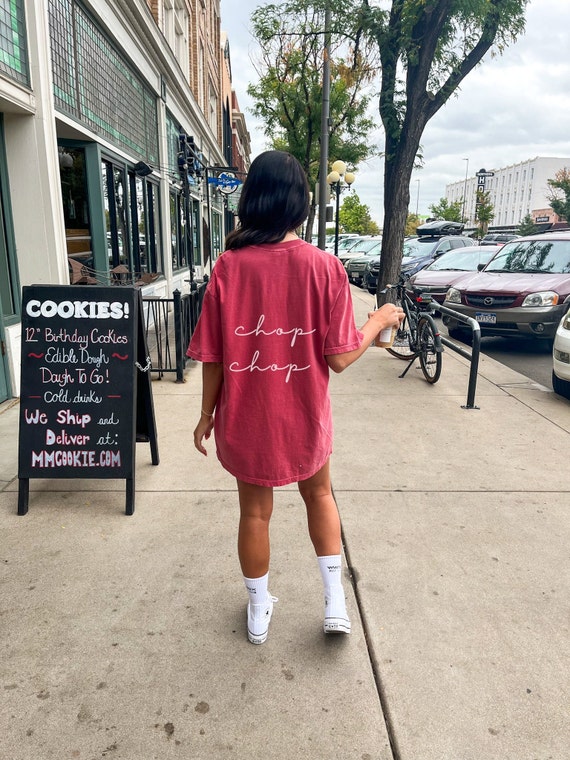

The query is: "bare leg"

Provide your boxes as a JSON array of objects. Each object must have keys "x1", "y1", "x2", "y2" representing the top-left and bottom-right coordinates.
[
  {"x1": 236, "y1": 480, "x2": 276, "y2": 644},
  {"x1": 298, "y1": 460, "x2": 351, "y2": 634},
  {"x1": 297, "y1": 460, "x2": 341, "y2": 556},
  {"x1": 236, "y1": 479, "x2": 274, "y2": 578}
]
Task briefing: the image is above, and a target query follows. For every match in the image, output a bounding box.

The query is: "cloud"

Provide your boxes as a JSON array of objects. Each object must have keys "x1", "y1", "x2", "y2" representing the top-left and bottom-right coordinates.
[{"x1": 221, "y1": 0, "x2": 570, "y2": 225}]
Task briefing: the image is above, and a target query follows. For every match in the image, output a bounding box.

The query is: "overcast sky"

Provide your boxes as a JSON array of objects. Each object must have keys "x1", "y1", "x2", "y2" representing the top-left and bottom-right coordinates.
[{"x1": 219, "y1": 0, "x2": 570, "y2": 225}]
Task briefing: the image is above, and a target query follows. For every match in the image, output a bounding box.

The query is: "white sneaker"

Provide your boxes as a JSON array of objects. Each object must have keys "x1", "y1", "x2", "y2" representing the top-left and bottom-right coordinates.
[
  {"x1": 247, "y1": 595, "x2": 278, "y2": 645},
  {"x1": 324, "y1": 594, "x2": 351, "y2": 634}
]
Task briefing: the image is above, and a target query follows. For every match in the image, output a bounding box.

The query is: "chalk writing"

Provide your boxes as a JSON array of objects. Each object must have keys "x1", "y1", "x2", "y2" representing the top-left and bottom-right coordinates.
[{"x1": 19, "y1": 286, "x2": 136, "y2": 479}]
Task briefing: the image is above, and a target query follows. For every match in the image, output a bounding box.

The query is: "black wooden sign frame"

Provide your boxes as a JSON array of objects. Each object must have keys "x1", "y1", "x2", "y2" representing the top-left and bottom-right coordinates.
[{"x1": 18, "y1": 285, "x2": 159, "y2": 515}]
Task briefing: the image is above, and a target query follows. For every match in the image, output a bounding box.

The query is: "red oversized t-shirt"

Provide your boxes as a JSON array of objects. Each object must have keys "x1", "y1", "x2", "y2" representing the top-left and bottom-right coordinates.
[{"x1": 187, "y1": 239, "x2": 363, "y2": 486}]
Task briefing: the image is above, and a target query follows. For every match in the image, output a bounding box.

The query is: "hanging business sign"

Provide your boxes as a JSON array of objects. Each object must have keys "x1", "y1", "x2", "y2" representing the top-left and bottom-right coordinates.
[{"x1": 207, "y1": 171, "x2": 242, "y2": 194}]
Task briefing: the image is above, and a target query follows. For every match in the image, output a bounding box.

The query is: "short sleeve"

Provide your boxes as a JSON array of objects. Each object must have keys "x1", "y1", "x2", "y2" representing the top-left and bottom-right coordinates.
[
  {"x1": 324, "y1": 275, "x2": 363, "y2": 355},
  {"x1": 186, "y1": 271, "x2": 223, "y2": 362}
]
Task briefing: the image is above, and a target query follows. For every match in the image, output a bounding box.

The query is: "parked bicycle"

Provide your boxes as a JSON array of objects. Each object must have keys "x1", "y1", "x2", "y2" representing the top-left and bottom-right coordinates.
[{"x1": 381, "y1": 274, "x2": 443, "y2": 383}]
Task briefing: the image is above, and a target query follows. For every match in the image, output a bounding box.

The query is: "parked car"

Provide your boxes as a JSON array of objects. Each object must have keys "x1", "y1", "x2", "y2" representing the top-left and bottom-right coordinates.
[
  {"x1": 364, "y1": 230, "x2": 474, "y2": 294},
  {"x1": 339, "y1": 235, "x2": 381, "y2": 259},
  {"x1": 552, "y1": 310, "x2": 570, "y2": 398},
  {"x1": 337, "y1": 235, "x2": 373, "y2": 264},
  {"x1": 407, "y1": 246, "x2": 502, "y2": 304},
  {"x1": 400, "y1": 234, "x2": 475, "y2": 279},
  {"x1": 340, "y1": 236, "x2": 382, "y2": 276},
  {"x1": 325, "y1": 233, "x2": 360, "y2": 254},
  {"x1": 480, "y1": 232, "x2": 520, "y2": 246},
  {"x1": 442, "y1": 231, "x2": 570, "y2": 341},
  {"x1": 345, "y1": 244, "x2": 382, "y2": 286}
]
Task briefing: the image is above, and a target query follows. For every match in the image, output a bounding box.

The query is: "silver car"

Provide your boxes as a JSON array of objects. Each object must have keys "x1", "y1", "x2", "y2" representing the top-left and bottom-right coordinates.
[{"x1": 346, "y1": 244, "x2": 382, "y2": 286}]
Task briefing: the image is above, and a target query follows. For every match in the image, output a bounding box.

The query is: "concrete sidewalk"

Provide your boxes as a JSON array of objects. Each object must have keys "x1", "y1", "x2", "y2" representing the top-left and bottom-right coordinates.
[{"x1": 1, "y1": 286, "x2": 569, "y2": 760}]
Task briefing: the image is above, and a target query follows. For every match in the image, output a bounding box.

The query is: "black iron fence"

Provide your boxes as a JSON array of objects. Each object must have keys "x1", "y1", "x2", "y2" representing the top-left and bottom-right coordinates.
[{"x1": 143, "y1": 279, "x2": 208, "y2": 382}]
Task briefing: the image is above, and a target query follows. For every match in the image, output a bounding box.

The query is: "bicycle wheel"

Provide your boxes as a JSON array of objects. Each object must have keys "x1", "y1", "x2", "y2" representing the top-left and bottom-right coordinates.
[
  {"x1": 417, "y1": 317, "x2": 442, "y2": 383},
  {"x1": 386, "y1": 300, "x2": 415, "y2": 360}
]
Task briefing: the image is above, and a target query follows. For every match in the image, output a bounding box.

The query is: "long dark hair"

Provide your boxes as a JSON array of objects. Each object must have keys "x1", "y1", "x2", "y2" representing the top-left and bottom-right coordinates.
[{"x1": 225, "y1": 150, "x2": 310, "y2": 250}]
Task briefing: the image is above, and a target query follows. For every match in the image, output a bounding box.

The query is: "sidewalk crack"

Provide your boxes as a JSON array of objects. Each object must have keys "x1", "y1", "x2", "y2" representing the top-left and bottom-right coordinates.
[{"x1": 341, "y1": 519, "x2": 401, "y2": 760}]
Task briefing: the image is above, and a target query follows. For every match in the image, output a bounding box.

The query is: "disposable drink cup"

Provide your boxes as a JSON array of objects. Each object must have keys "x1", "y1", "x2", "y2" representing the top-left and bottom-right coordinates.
[{"x1": 374, "y1": 325, "x2": 397, "y2": 348}]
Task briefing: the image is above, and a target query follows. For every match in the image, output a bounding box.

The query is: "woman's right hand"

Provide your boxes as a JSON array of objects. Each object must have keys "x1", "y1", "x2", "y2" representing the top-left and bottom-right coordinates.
[
  {"x1": 367, "y1": 303, "x2": 405, "y2": 332},
  {"x1": 193, "y1": 414, "x2": 214, "y2": 456}
]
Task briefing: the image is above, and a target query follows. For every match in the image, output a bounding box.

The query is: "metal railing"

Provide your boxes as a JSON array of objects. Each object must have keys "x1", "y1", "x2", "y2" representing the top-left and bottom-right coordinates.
[
  {"x1": 437, "y1": 304, "x2": 482, "y2": 409},
  {"x1": 143, "y1": 279, "x2": 208, "y2": 382}
]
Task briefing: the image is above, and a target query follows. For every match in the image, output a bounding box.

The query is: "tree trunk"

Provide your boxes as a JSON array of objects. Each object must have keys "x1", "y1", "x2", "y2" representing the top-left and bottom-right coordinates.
[
  {"x1": 376, "y1": 129, "x2": 422, "y2": 306},
  {"x1": 305, "y1": 198, "x2": 317, "y2": 242}
]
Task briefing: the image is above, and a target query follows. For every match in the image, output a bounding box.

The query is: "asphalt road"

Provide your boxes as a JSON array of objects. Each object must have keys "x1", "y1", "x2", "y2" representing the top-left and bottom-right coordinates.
[
  {"x1": 475, "y1": 335, "x2": 554, "y2": 389},
  {"x1": 440, "y1": 324, "x2": 554, "y2": 389}
]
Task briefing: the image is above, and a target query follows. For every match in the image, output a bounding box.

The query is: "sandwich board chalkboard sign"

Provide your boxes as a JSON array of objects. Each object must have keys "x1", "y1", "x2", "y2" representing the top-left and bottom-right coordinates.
[{"x1": 18, "y1": 285, "x2": 159, "y2": 515}]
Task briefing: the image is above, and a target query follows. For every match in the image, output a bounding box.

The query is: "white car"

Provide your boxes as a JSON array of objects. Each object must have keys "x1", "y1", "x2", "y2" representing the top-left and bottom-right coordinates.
[
  {"x1": 552, "y1": 310, "x2": 570, "y2": 398},
  {"x1": 325, "y1": 233, "x2": 360, "y2": 254}
]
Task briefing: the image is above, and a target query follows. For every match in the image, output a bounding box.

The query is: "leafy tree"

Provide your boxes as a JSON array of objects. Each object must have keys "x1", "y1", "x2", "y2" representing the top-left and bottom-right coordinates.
[
  {"x1": 475, "y1": 189, "x2": 495, "y2": 237},
  {"x1": 517, "y1": 213, "x2": 538, "y2": 236},
  {"x1": 428, "y1": 197, "x2": 463, "y2": 223},
  {"x1": 338, "y1": 192, "x2": 381, "y2": 235},
  {"x1": 547, "y1": 168, "x2": 570, "y2": 221},
  {"x1": 405, "y1": 213, "x2": 420, "y2": 236},
  {"x1": 357, "y1": 0, "x2": 527, "y2": 303},
  {"x1": 248, "y1": 1, "x2": 379, "y2": 239}
]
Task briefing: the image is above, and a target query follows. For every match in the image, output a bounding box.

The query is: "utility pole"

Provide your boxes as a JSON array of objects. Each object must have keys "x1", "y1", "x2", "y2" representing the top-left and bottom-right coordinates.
[
  {"x1": 462, "y1": 158, "x2": 469, "y2": 223},
  {"x1": 317, "y1": 1, "x2": 331, "y2": 250}
]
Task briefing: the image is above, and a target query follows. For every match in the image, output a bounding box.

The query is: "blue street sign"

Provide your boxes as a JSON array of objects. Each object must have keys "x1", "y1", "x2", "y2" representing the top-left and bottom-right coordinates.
[{"x1": 207, "y1": 172, "x2": 242, "y2": 194}]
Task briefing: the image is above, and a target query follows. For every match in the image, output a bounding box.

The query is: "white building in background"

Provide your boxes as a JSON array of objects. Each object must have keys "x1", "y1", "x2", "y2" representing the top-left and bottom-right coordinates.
[{"x1": 446, "y1": 156, "x2": 570, "y2": 228}]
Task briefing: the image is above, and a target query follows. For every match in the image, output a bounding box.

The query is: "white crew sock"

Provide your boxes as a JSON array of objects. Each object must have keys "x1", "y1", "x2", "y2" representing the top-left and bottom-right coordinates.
[
  {"x1": 318, "y1": 554, "x2": 350, "y2": 627},
  {"x1": 317, "y1": 554, "x2": 344, "y2": 598},
  {"x1": 243, "y1": 572, "x2": 269, "y2": 605}
]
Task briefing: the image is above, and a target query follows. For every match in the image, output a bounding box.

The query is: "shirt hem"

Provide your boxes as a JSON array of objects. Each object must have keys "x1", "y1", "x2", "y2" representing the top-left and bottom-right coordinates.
[
  {"x1": 216, "y1": 449, "x2": 332, "y2": 487},
  {"x1": 186, "y1": 349, "x2": 222, "y2": 362},
  {"x1": 324, "y1": 332, "x2": 363, "y2": 355}
]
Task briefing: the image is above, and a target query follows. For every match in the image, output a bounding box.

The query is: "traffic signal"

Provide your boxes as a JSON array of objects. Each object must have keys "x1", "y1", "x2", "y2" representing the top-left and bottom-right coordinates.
[
  {"x1": 178, "y1": 133, "x2": 189, "y2": 177},
  {"x1": 178, "y1": 133, "x2": 203, "y2": 179}
]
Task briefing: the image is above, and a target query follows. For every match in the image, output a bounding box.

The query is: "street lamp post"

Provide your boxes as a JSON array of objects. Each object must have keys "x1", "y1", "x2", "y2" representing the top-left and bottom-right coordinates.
[
  {"x1": 462, "y1": 158, "x2": 469, "y2": 224},
  {"x1": 317, "y1": 1, "x2": 332, "y2": 250},
  {"x1": 326, "y1": 160, "x2": 355, "y2": 257},
  {"x1": 415, "y1": 178, "x2": 420, "y2": 217}
]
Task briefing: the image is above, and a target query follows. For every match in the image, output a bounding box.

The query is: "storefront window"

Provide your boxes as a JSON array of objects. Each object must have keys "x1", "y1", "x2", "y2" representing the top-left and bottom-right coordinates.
[
  {"x1": 131, "y1": 174, "x2": 145, "y2": 273},
  {"x1": 102, "y1": 162, "x2": 129, "y2": 269},
  {"x1": 102, "y1": 158, "x2": 163, "y2": 277},
  {"x1": 129, "y1": 174, "x2": 162, "y2": 275},
  {"x1": 0, "y1": 0, "x2": 29, "y2": 86},
  {"x1": 170, "y1": 188, "x2": 189, "y2": 271},
  {"x1": 146, "y1": 181, "x2": 161, "y2": 273},
  {"x1": 0, "y1": 192, "x2": 16, "y2": 318},
  {"x1": 59, "y1": 147, "x2": 92, "y2": 281},
  {"x1": 49, "y1": 0, "x2": 158, "y2": 164}
]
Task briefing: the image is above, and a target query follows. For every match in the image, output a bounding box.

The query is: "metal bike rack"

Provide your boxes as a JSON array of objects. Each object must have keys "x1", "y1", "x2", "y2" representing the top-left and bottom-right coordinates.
[{"x1": 437, "y1": 304, "x2": 482, "y2": 409}]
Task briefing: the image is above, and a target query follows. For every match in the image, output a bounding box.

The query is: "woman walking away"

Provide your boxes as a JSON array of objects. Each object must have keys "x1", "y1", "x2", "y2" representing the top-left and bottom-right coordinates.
[{"x1": 187, "y1": 150, "x2": 403, "y2": 645}]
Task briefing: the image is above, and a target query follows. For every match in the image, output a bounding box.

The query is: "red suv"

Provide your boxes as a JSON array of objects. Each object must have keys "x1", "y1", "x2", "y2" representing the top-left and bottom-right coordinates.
[{"x1": 443, "y1": 231, "x2": 570, "y2": 340}]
